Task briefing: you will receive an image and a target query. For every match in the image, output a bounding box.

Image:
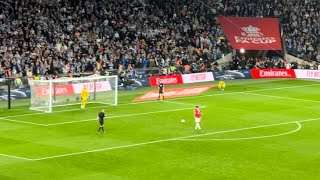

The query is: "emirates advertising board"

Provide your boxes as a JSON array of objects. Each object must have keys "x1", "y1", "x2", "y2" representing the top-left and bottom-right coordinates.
[
  {"x1": 250, "y1": 69, "x2": 296, "y2": 79},
  {"x1": 149, "y1": 75, "x2": 183, "y2": 86},
  {"x1": 217, "y1": 17, "x2": 282, "y2": 50}
]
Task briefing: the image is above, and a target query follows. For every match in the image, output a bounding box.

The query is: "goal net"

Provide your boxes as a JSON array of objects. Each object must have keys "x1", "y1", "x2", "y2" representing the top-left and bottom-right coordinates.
[{"x1": 28, "y1": 75, "x2": 118, "y2": 112}]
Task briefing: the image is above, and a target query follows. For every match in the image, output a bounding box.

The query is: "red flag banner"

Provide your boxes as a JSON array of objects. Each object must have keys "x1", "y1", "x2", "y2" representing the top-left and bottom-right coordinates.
[{"x1": 217, "y1": 17, "x2": 282, "y2": 50}]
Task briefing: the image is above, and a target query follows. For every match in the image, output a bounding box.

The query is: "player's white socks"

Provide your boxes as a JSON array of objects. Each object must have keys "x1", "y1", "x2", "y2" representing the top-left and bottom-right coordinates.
[{"x1": 195, "y1": 123, "x2": 201, "y2": 130}]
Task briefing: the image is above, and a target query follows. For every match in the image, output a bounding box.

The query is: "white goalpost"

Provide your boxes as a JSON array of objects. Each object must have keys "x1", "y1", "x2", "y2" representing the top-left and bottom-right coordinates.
[{"x1": 28, "y1": 75, "x2": 118, "y2": 112}]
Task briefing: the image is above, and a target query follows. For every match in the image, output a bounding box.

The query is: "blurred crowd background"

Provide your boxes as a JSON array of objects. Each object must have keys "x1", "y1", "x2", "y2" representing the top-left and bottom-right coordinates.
[{"x1": 0, "y1": 0, "x2": 319, "y2": 80}]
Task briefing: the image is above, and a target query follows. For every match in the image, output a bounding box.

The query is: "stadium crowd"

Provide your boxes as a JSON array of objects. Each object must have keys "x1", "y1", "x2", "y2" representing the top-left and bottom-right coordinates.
[
  {"x1": 228, "y1": 55, "x2": 320, "y2": 70},
  {"x1": 0, "y1": 0, "x2": 319, "y2": 80}
]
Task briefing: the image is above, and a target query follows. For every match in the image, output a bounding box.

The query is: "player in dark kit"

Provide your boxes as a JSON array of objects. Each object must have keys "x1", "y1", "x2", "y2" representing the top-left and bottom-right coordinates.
[
  {"x1": 97, "y1": 109, "x2": 106, "y2": 134},
  {"x1": 158, "y1": 83, "x2": 164, "y2": 101}
]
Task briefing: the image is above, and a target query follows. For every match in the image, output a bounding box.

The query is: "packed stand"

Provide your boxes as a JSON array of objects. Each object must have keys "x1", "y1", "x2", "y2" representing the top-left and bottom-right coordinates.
[
  {"x1": 0, "y1": 0, "x2": 319, "y2": 83},
  {"x1": 0, "y1": 0, "x2": 230, "y2": 81},
  {"x1": 228, "y1": 55, "x2": 320, "y2": 70}
]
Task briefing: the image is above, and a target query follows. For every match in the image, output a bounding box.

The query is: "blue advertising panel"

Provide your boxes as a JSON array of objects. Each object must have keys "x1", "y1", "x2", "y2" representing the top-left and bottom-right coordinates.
[
  {"x1": 134, "y1": 77, "x2": 150, "y2": 87},
  {"x1": 0, "y1": 87, "x2": 31, "y2": 100},
  {"x1": 213, "y1": 70, "x2": 252, "y2": 80}
]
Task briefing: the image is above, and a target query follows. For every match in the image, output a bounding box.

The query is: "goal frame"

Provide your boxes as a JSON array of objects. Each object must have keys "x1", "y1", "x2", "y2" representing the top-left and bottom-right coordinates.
[{"x1": 28, "y1": 75, "x2": 118, "y2": 113}]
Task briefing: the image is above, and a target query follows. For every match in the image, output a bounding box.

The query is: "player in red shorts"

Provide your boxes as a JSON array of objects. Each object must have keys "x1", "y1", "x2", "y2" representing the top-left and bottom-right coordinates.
[{"x1": 194, "y1": 106, "x2": 202, "y2": 130}]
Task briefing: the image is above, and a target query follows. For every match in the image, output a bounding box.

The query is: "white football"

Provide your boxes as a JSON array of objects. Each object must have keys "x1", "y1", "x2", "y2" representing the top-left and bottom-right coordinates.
[{"x1": 181, "y1": 119, "x2": 186, "y2": 123}]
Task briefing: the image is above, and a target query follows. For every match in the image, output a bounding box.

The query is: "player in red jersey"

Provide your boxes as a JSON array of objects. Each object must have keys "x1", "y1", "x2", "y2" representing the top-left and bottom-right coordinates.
[{"x1": 194, "y1": 106, "x2": 202, "y2": 130}]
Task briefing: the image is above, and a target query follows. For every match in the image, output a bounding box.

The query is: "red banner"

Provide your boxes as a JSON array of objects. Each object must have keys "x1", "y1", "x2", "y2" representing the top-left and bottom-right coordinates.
[
  {"x1": 217, "y1": 17, "x2": 282, "y2": 50},
  {"x1": 149, "y1": 75, "x2": 183, "y2": 86},
  {"x1": 251, "y1": 69, "x2": 296, "y2": 79}
]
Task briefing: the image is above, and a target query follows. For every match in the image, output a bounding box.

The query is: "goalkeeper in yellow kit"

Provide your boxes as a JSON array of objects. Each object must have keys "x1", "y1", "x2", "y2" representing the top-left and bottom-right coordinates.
[
  {"x1": 218, "y1": 80, "x2": 226, "y2": 91},
  {"x1": 81, "y1": 86, "x2": 89, "y2": 109}
]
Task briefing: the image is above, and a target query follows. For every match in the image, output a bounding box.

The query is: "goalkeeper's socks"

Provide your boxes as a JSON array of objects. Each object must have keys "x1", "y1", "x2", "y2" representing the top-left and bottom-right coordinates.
[{"x1": 102, "y1": 127, "x2": 104, "y2": 132}]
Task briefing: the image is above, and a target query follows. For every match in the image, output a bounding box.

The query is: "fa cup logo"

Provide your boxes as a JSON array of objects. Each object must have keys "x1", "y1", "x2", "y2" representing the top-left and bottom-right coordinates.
[{"x1": 241, "y1": 25, "x2": 263, "y2": 37}]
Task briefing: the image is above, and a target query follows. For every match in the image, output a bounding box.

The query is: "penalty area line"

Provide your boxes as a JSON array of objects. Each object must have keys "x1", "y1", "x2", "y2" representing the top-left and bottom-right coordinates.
[
  {"x1": 0, "y1": 153, "x2": 33, "y2": 161},
  {"x1": 0, "y1": 83, "x2": 318, "y2": 120},
  {"x1": 0, "y1": 100, "x2": 202, "y2": 127},
  {"x1": 0, "y1": 118, "x2": 47, "y2": 126},
  {"x1": 45, "y1": 107, "x2": 200, "y2": 126}
]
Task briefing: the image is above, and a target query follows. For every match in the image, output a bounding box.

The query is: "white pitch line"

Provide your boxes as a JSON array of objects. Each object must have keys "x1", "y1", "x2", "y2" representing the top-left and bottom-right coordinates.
[
  {"x1": 0, "y1": 83, "x2": 317, "y2": 126},
  {"x1": 165, "y1": 100, "x2": 204, "y2": 107},
  {"x1": 151, "y1": 83, "x2": 320, "y2": 101},
  {"x1": 0, "y1": 153, "x2": 33, "y2": 161},
  {"x1": 31, "y1": 117, "x2": 320, "y2": 161},
  {"x1": 0, "y1": 100, "x2": 199, "y2": 120},
  {"x1": 0, "y1": 118, "x2": 47, "y2": 126},
  {"x1": 0, "y1": 83, "x2": 318, "y2": 120},
  {"x1": 0, "y1": 101, "x2": 176, "y2": 120},
  {"x1": 46, "y1": 107, "x2": 198, "y2": 126},
  {"x1": 208, "y1": 83, "x2": 320, "y2": 97},
  {"x1": 178, "y1": 122, "x2": 302, "y2": 141},
  {"x1": 0, "y1": 101, "x2": 198, "y2": 127},
  {"x1": 0, "y1": 106, "x2": 106, "y2": 119},
  {"x1": 243, "y1": 92, "x2": 320, "y2": 103}
]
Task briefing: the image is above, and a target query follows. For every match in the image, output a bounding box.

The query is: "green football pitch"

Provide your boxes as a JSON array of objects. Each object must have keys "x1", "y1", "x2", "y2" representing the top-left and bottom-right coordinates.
[{"x1": 0, "y1": 79, "x2": 319, "y2": 179}]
